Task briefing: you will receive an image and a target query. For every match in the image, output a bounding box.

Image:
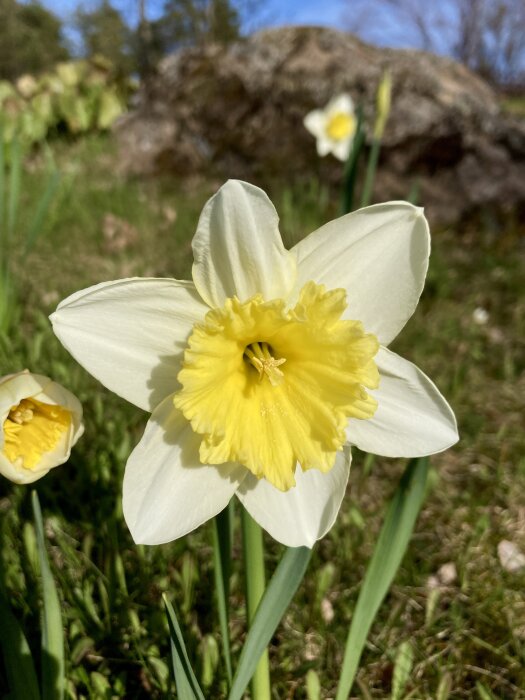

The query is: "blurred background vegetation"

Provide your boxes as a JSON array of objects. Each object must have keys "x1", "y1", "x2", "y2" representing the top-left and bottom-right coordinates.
[
  {"x1": 0, "y1": 0, "x2": 523, "y2": 84},
  {"x1": 0, "y1": 0, "x2": 524, "y2": 698}
]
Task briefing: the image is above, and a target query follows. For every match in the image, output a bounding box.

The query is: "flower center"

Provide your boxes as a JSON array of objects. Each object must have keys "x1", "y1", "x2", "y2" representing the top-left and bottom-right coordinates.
[
  {"x1": 174, "y1": 282, "x2": 379, "y2": 491},
  {"x1": 326, "y1": 112, "x2": 355, "y2": 141},
  {"x1": 3, "y1": 398, "x2": 71, "y2": 470},
  {"x1": 244, "y1": 342, "x2": 286, "y2": 387}
]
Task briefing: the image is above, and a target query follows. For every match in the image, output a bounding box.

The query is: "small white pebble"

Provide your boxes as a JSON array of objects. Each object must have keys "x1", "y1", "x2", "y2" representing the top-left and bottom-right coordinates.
[
  {"x1": 42, "y1": 290, "x2": 59, "y2": 306},
  {"x1": 438, "y1": 562, "x2": 457, "y2": 585},
  {"x1": 320, "y1": 597, "x2": 334, "y2": 623},
  {"x1": 426, "y1": 575, "x2": 440, "y2": 590},
  {"x1": 498, "y1": 540, "x2": 525, "y2": 573},
  {"x1": 473, "y1": 307, "x2": 489, "y2": 325}
]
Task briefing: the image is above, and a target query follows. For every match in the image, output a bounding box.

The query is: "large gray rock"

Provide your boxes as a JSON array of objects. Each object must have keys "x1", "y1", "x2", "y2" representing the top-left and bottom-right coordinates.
[{"x1": 115, "y1": 26, "x2": 525, "y2": 226}]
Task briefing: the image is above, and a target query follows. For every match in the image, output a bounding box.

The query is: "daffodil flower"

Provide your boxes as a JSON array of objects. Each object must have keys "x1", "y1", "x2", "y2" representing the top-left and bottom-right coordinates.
[
  {"x1": 51, "y1": 180, "x2": 458, "y2": 547},
  {"x1": 304, "y1": 94, "x2": 357, "y2": 161},
  {"x1": 0, "y1": 370, "x2": 84, "y2": 484}
]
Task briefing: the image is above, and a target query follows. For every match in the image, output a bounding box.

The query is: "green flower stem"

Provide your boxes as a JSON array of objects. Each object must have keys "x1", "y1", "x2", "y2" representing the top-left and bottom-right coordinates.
[
  {"x1": 340, "y1": 106, "x2": 365, "y2": 215},
  {"x1": 241, "y1": 508, "x2": 271, "y2": 700},
  {"x1": 360, "y1": 137, "x2": 381, "y2": 208}
]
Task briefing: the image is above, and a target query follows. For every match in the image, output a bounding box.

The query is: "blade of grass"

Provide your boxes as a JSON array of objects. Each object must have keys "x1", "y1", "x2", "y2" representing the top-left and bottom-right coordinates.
[
  {"x1": 163, "y1": 593, "x2": 205, "y2": 700},
  {"x1": 212, "y1": 503, "x2": 234, "y2": 687},
  {"x1": 0, "y1": 120, "x2": 5, "y2": 265},
  {"x1": 32, "y1": 491, "x2": 64, "y2": 700},
  {"x1": 0, "y1": 268, "x2": 13, "y2": 335},
  {"x1": 228, "y1": 545, "x2": 312, "y2": 700},
  {"x1": 476, "y1": 682, "x2": 497, "y2": 700},
  {"x1": 0, "y1": 123, "x2": 9, "y2": 312},
  {"x1": 391, "y1": 640, "x2": 414, "y2": 700},
  {"x1": 25, "y1": 169, "x2": 60, "y2": 253},
  {"x1": 6, "y1": 138, "x2": 21, "y2": 248},
  {"x1": 335, "y1": 457, "x2": 429, "y2": 700},
  {"x1": 0, "y1": 590, "x2": 41, "y2": 700}
]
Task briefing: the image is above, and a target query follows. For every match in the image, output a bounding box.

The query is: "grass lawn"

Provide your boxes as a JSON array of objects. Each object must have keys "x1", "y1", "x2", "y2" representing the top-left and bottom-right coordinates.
[{"x1": 1, "y1": 134, "x2": 524, "y2": 699}]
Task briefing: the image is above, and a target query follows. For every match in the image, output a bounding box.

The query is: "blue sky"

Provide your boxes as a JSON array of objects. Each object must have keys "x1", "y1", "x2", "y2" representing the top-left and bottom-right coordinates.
[
  {"x1": 34, "y1": 0, "x2": 362, "y2": 56},
  {"x1": 35, "y1": 0, "x2": 428, "y2": 54},
  {"x1": 39, "y1": 0, "x2": 347, "y2": 30}
]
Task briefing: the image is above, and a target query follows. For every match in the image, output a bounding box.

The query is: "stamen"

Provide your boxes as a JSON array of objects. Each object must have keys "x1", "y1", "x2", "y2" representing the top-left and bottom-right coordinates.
[
  {"x1": 244, "y1": 342, "x2": 286, "y2": 387},
  {"x1": 9, "y1": 401, "x2": 34, "y2": 425},
  {"x1": 3, "y1": 398, "x2": 71, "y2": 470}
]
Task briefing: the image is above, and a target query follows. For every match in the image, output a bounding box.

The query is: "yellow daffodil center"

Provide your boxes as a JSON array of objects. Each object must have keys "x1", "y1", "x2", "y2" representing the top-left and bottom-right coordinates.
[
  {"x1": 326, "y1": 112, "x2": 355, "y2": 141},
  {"x1": 174, "y1": 281, "x2": 379, "y2": 492},
  {"x1": 2, "y1": 398, "x2": 71, "y2": 469}
]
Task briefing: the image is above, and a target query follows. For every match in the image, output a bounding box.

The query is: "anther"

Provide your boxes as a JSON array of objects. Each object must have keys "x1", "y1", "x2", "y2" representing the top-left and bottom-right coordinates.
[{"x1": 9, "y1": 403, "x2": 34, "y2": 424}]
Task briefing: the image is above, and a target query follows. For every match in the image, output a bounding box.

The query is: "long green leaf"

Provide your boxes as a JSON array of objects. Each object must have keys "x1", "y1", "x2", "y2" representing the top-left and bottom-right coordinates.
[
  {"x1": 212, "y1": 503, "x2": 233, "y2": 686},
  {"x1": 163, "y1": 594, "x2": 205, "y2": 700},
  {"x1": 32, "y1": 491, "x2": 64, "y2": 700},
  {"x1": 340, "y1": 106, "x2": 365, "y2": 215},
  {"x1": 360, "y1": 137, "x2": 381, "y2": 208},
  {"x1": 336, "y1": 458, "x2": 429, "y2": 700},
  {"x1": 0, "y1": 590, "x2": 41, "y2": 700},
  {"x1": 228, "y1": 545, "x2": 312, "y2": 700}
]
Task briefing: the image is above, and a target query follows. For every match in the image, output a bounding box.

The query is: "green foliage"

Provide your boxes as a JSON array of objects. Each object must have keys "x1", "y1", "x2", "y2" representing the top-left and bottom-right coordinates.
[
  {"x1": 164, "y1": 595, "x2": 205, "y2": 700},
  {"x1": 0, "y1": 131, "x2": 59, "y2": 335},
  {"x1": 212, "y1": 505, "x2": 234, "y2": 686},
  {"x1": 0, "y1": 57, "x2": 134, "y2": 149},
  {"x1": 391, "y1": 641, "x2": 414, "y2": 700},
  {"x1": 336, "y1": 458, "x2": 429, "y2": 699},
  {"x1": 75, "y1": 1, "x2": 135, "y2": 77},
  {"x1": 0, "y1": 591, "x2": 41, "y2": 700},
  {"x1": 306, "y1": 669, "x2": 321, "y2": 700},
  {"x1": 228, "y1": 544, "x2": 311, "y2": 700},
  {"x1": 0, "y1": 137, "x2": 524, "y2": 697},
  {"x1": 0, "y1": 0, "x2": 69, "y2": 81},
  {"x1": 32, "y1": 491, "x2": 65, "y2": 700},
  {"x1": 158, "y1": 0, "x2": 240, "y2": 50}
]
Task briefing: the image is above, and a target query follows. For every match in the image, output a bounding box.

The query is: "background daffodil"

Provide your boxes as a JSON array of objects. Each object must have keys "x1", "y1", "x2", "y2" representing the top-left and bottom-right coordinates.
[
  {"x1": 51, "y1": 180, "x2": 458, "y2": 548},
  {"x1": 0, "y1": 370, "x2": 84, "y2": 484},
  {"x1": 304, "y1": 93, "x2": 357, "y2": 161}
]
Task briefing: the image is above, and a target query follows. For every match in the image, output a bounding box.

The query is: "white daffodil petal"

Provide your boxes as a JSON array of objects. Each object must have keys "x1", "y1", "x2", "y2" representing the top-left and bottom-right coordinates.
[
  {"x1": 0, "y1": 451, "x2": 48, "y2": 485},
  {"x1": 346, "y1": 347, "x2": 458, "y2": 457},
  {"x1": 0, "y1": 371, "x2": 49, "y2": 421},
  {"x1": 31, "y1": 375, "x2": 85, "y2": 464},
  {"x1": 328, "y1": 93, "x2": 354, "y2": 115},
  {"x1": 51, "y1": 278, "x2": 207, "y2": 411},
  {"x1": 236, "y1": 449, "x2": 351, "y2": 548},
  {"x1": 332, "y1": 138, "x2": 352, "y2": 162},
  {"x1": 1, "y1": 426, "x2": 75, "y2": 485},
  {"x1": 123, "y1": 395, "x2": 245, "y2": 545},
  {"x1": 303, "y1": 110, "x2": 326, "y2": 138},
  {"x1": 191, "y1": 180, "x2": 296, "y2": 307},
  {"x1": 292, "y1": 202, "x2": 430, "y2": 345},
  {"x1": 316, "y1": 137, "x2": 333, "y2": 157}
]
